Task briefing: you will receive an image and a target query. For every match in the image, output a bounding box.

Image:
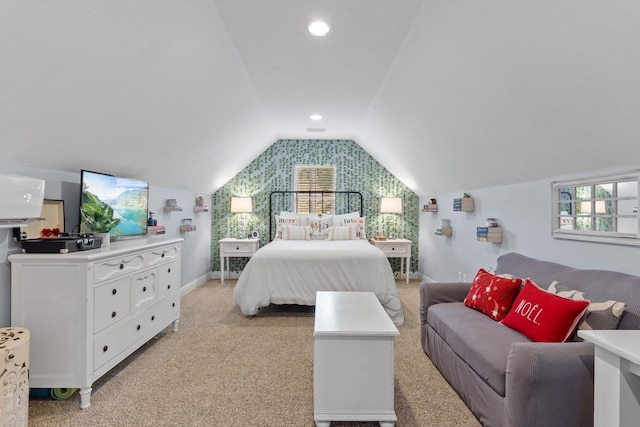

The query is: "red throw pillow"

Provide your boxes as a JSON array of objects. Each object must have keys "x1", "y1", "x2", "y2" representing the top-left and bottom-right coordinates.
[
  {"x1": 501, "y1": 279, "x2": 589, "y2": 342},
  {"x1": 463, "y1": 268, "x2": 523, "y2": 321}
]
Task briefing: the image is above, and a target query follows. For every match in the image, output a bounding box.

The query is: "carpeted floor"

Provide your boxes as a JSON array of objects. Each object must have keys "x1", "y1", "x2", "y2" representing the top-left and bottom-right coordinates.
[{"x1": 28, "y1": 279, "x2": 480, "y2": 426}]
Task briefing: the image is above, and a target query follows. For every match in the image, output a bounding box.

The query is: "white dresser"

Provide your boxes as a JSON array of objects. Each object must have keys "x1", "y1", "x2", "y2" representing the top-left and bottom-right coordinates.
[{"x1": 9, "y1": 238, "x2": 182, "y2": 409}]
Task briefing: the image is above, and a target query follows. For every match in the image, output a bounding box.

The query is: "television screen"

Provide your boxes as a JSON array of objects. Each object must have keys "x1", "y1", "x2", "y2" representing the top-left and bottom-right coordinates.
[{"x1": 80, "y1": 170, "x2": 149, "y2": 239}]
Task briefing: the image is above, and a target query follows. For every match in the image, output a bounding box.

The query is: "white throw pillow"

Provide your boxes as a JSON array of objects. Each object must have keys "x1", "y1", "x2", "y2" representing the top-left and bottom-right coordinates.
[
  {"x1": 327, "y1": 224, "x2": 359, "y2": 240},
  {"x1": 281, "y1": 225, "x2": 311, "y2": 240}
]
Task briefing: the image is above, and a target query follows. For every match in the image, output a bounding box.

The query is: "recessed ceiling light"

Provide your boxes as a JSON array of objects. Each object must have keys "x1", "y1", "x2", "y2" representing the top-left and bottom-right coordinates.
[
  {"x1": 310, "y1": 114, "x2": 323, "y2": 121},
  {"x1": 308, "y1": 21, "x2": 330, "y2": 37}
]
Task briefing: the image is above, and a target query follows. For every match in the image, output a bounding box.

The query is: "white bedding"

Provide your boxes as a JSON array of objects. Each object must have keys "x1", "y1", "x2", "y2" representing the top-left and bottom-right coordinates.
[{"x1": 232, "y1": 239, "x2": 404, "y2": 325}]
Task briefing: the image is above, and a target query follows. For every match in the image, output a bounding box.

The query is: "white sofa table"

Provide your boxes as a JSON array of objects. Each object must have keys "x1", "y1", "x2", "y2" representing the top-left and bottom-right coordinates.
[
  {"x1": 313, "y1": 291, "x2": 399, "y2": 427},
  {"x1": 578, "y1": 330, "x2": 640, "y2": 427}
]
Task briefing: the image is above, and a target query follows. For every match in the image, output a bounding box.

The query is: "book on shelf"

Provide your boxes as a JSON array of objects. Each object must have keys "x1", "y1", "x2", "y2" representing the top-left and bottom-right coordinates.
[
  {"x1": 476, "y1": 226, "x2": 502, "y2": 237},
  {"x1": 453, "y1": 197, "x2": 474, "y2": 211},
  {"x1": 477, "y1": 236, "x2": 501, "y2": 242}
]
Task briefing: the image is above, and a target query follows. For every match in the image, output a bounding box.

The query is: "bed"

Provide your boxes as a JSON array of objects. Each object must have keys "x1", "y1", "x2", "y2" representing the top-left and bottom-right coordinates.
[{"x1": 232, "y1": 191, "x2": 404, "y2": 325}]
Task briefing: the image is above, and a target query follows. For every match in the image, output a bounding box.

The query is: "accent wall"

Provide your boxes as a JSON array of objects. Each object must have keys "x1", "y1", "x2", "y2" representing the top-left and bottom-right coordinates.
[{"x1": 212, "y1": 139, "x2": 418, "y2": 275}]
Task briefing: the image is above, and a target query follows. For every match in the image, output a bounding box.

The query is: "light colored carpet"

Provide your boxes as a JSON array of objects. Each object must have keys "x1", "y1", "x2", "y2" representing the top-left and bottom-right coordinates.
[{"x1": 28, "y1": 280, "x2": 480, "y2": 427}]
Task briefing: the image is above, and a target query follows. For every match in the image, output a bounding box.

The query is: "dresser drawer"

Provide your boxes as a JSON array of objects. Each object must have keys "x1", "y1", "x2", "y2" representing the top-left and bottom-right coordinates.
[
  {"x1": 94, "y1": 277, "x2": 130, "y2": 305},
  {"x1": 94, "y1": 253, "x2": 146, "y2": 283},
  {"x1": 93, "y1": 312, "x2": 146, "y2": 370},
  {"x1": 94, "y1": 297, "x2": 130, "y2": 333},
  {"x1": 158, "y1": 261, "x2": 179, "y2": 299},
  {"x1": 131, "y1": 270, "x2": 157, "y2": 313},
  {"x1": 220, "y1": 242, "x2": 256, "y2": 256},
  {"x1": 147, "y1": 245, "x2": 179, "y2": 267}
]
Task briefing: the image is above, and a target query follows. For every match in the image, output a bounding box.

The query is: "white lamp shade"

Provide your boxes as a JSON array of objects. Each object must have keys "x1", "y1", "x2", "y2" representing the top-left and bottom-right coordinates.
[
  {"x1": 380, "y1": 197, "x2": 402, "y2": 214},
  {"x1": 230, "y1": 197, "x2": 253, "y2": 213}
]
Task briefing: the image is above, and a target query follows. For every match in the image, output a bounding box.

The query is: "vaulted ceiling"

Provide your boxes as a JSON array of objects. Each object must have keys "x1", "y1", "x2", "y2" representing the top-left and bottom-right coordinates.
[{"x1": 2, "y1": 1, "x2": 639, "y2": 196}]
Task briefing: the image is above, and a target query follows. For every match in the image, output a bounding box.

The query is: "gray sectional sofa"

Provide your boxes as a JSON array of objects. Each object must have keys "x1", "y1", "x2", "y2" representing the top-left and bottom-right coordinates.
[{"x1": 420, "y1": 252, "x2": 640, "y2": 427}]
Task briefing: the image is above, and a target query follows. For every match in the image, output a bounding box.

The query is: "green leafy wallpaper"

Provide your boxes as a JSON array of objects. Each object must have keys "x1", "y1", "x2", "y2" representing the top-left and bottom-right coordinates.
[{"x1": 212, "y1": 139, "x2": 418, "y2": 274}]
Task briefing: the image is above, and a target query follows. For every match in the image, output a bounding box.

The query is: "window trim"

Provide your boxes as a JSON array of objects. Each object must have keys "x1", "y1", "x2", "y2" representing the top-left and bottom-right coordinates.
[{"x1": 551, "y1": 170, "x2": 640, "y2": 246}]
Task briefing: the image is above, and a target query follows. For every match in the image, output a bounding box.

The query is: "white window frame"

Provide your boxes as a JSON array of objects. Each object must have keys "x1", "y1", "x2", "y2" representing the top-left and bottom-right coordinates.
[
  {"x1": 293, "y1": 165, "x2": 336, "y2": 214},
  {"x1": 551, "y1": 170, "x2": 640, "y2": 245}
]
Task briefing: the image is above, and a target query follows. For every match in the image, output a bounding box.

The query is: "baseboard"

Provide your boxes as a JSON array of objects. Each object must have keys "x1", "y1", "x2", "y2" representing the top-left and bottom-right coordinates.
[{"x1": 180, "y1": 274, "x2": 209, "y2": 296}]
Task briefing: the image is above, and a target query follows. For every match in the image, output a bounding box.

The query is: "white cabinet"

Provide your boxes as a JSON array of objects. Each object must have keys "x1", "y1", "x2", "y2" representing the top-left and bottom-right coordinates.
[
  {"x1": 219, "y1": 238, "x2": 259, "y2": 282},
  {"x1": 9, "y1": 238, "x2": 182, "y2": 409}
]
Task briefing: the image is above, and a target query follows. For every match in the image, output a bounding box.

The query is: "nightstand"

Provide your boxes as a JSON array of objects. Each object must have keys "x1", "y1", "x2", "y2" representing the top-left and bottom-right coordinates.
[
  {"x1": 370, "y1": 238, "x2": 412, "y2": 284},
  {"x1": 219, "y1": 238, "x2": 260, "y2": 283}
]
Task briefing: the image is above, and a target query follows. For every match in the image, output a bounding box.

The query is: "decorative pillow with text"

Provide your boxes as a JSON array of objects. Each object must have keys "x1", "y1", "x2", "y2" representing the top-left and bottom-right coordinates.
[
  {"x1": 327, "y1": 224, "x2": 359, "y2": 240},
  {"x1": 463, "y1": 268, "x2": 523, "y2": 321},
  {"x1": 502, "y1": 280, "x2": 589, "y2": 342}
]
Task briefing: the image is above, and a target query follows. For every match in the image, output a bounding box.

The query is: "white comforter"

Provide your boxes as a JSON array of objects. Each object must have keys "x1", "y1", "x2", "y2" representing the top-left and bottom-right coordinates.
[{"x1": 232, "y1": 239, "x2": 404, "y2": 325}]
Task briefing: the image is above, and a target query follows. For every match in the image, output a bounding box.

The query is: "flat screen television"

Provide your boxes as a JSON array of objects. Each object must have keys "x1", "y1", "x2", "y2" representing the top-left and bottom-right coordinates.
[{"x1": 80, "y1": 170, "x2": 149, "y2": 240}]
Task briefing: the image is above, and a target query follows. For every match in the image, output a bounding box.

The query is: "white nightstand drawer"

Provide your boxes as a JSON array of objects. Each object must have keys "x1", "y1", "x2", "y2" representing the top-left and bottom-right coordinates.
[
  {"x1": 221, "y1": 243, "x2": 255, "y2": 255},
  {"x1": 379, "y1": 244, "x2": 409, "y2": 255}
]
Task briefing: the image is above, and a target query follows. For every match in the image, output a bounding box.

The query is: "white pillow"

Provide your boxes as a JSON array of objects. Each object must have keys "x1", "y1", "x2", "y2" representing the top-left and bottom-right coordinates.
[
  {"x1": 279, "y1": 211, "x2": 309, "y2": 225},
  {"x1": 274, "y1": 215, "x2": 302, "y2": 240},
  {"x1": 281, "y1": 225, "x2": 311, "y2": 240},
  {"x1": 333, "y1": 212, "x2": 361, "y2": 227},
  {"x1": 339, "y1": 216, "x2": 367, "y2": 239},
  {"x1": 327, "y1": 224, "x2": 359, "y2": 240},
  {"x1": 308, "y1": 217, "x2": 333, "y2": 240}
]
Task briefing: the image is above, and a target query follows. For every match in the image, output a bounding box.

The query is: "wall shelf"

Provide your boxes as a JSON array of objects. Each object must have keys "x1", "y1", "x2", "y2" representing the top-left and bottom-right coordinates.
[
  {"x1": 453, "y1": 197, "x2": 474, "y2": 212},
  {"x1": 194, "y1": 206, "x2": 209, "y2": 213},
  {"x1": 163, "y1": 206, "x2": 183, "y2": 212},
  {"x1": 180, "y1": 225, "x2": 197, "y2": 233},
  {"x1": 435, "y1": 226, "x2": 452, "y2": 236},
  {"x1": 148, "y1": 225, "x2": 165, "y2": 235},
  {"x1": 477, "y1": 226, "x2": 502, "y2": 243},
  {"x1": 421, "y1": 204, "x2": 438, "y2": 212}
]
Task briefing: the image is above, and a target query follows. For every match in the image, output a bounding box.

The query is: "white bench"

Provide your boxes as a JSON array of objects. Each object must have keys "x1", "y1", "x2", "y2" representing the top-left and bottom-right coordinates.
[{"x1": 313, "y1": 291, "x2": 399, "y2": 427}]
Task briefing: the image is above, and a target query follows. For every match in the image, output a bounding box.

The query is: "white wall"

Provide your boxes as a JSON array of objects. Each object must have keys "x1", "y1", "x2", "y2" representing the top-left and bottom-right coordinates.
[
  {"x1": 419, "y1": 174, "x2": 640, "y2": 282},
  {"x1": 0, "y1": 160, "x2": 211, "y2": 327}
]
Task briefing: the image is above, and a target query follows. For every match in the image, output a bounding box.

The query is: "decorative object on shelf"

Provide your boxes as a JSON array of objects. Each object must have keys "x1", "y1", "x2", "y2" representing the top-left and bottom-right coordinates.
[
  {"x1": 435, "y1": 218, "x2": 452, "y2": 236},
  {"x1": 486, "y1": 218, "x2": 499, "y2": 227},
  {"x1": 379, "y1": 197, "x2": 402, "y2": 239},
  {"x1": 147, "y1": 212, "x2": 155, "y2": 226},
  {"x1": 164, "y1": 199, "x2": 183, "y2": 212},
  {"x1": 422, "y1": 198, "x2": 438, "y2": 212},
  {"x1": 453, "y1": 194, "x2": 474, "y2": 212},
  {"x1": 196, "y1": 196, "x2": 206, "y2": 207},
  {"x1": 180, "y1": 218, "x2": 196, "y2": 233},
  {"x1": 477, "y1": 226, "x2": 502, "y2": 243},
  {"x1": 230, "y1": 196, "x2": 253, "y2": 239}
]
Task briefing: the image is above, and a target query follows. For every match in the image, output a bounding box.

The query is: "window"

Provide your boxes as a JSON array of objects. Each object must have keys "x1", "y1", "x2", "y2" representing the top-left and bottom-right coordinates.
[
  {"x1": 294, "y1": 165, "x2": 336, "y2": 214},
  {"x1": 552, "y1": 171, "x2": 640, "y2": 245}
]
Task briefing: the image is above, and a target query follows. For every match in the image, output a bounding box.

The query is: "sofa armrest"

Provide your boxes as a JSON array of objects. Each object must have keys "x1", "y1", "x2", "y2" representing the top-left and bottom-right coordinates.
[
  {"x1": 505, "y1": 341, "x2": 594, "y2": 427},
  {"x1": 419, "y1": 281, "x2": 471, "y2": 322}
]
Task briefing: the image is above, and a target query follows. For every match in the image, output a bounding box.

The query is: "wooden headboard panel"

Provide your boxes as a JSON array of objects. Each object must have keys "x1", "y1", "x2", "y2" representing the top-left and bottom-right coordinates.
[{"x1": 269, "y1": 191, "x2": 363, "y2": 241}]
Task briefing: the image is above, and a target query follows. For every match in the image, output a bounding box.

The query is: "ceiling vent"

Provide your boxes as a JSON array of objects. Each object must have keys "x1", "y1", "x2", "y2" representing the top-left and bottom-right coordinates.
[{"x1": 306, "y1": 127, "x2": 326, "y2": 132}]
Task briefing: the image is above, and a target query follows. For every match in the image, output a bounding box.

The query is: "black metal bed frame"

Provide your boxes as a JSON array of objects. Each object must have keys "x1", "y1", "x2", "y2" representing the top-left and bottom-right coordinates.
[{"x1": 269, "y1": 190, "x2": 364, "y2": 241}]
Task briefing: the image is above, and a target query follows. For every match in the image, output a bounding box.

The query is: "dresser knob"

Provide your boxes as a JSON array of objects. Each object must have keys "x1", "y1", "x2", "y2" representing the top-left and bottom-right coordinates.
[
  {"x1": 168, "y1": 268, "x2": 171, "y2": 273},
  {"x1": 172, "y1": 302, "x2": 175, "y2": 307},
  {"x1": 143, "y1": 286, "x2": 147, "y2": 292},
  {"x1": 167, "y1": 284, "x2": 171, "y2": 290},
  {"x1": 236, "y1": 247, "x2": 240, "y2": 250},
  {"x1": 7, "y1": 353, "x2": 15, "y2": 360},
  {"x1": 119, "y1": 263, "x2": 124, "y2": 270},
  {"x1": 111, "y1": 311, "x2": 116, "y2": 318},
  {"x1": 103, "y1": 345, "x2": 108, "y2": 352},
  {"x1": 151, "y1": 315, "x2": 155, "y2": 321},
  {"x1": 137, "y1": 325, "x2": 141, "y2": 331},
  {"x1": 112, "y1": 289, "x2": 117, "y2": 295},
  {"x1": 161, "y1": 253, "x2": 165, "y2": 258}
]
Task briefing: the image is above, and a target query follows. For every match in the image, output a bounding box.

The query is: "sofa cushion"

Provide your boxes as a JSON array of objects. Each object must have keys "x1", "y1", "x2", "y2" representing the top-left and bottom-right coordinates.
[
  {"x1": 427, "y1": 302, "x2": 531, "y2": 396},
  {"x1": 502, "y1": 280, "x2": 589, "y2": 342},
  {"x1": 548, "y1": 281, "x2": 627, "y2": 340},
  {"x1": 463, "y1": 268, "x2": 523, "y2": 321}
]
